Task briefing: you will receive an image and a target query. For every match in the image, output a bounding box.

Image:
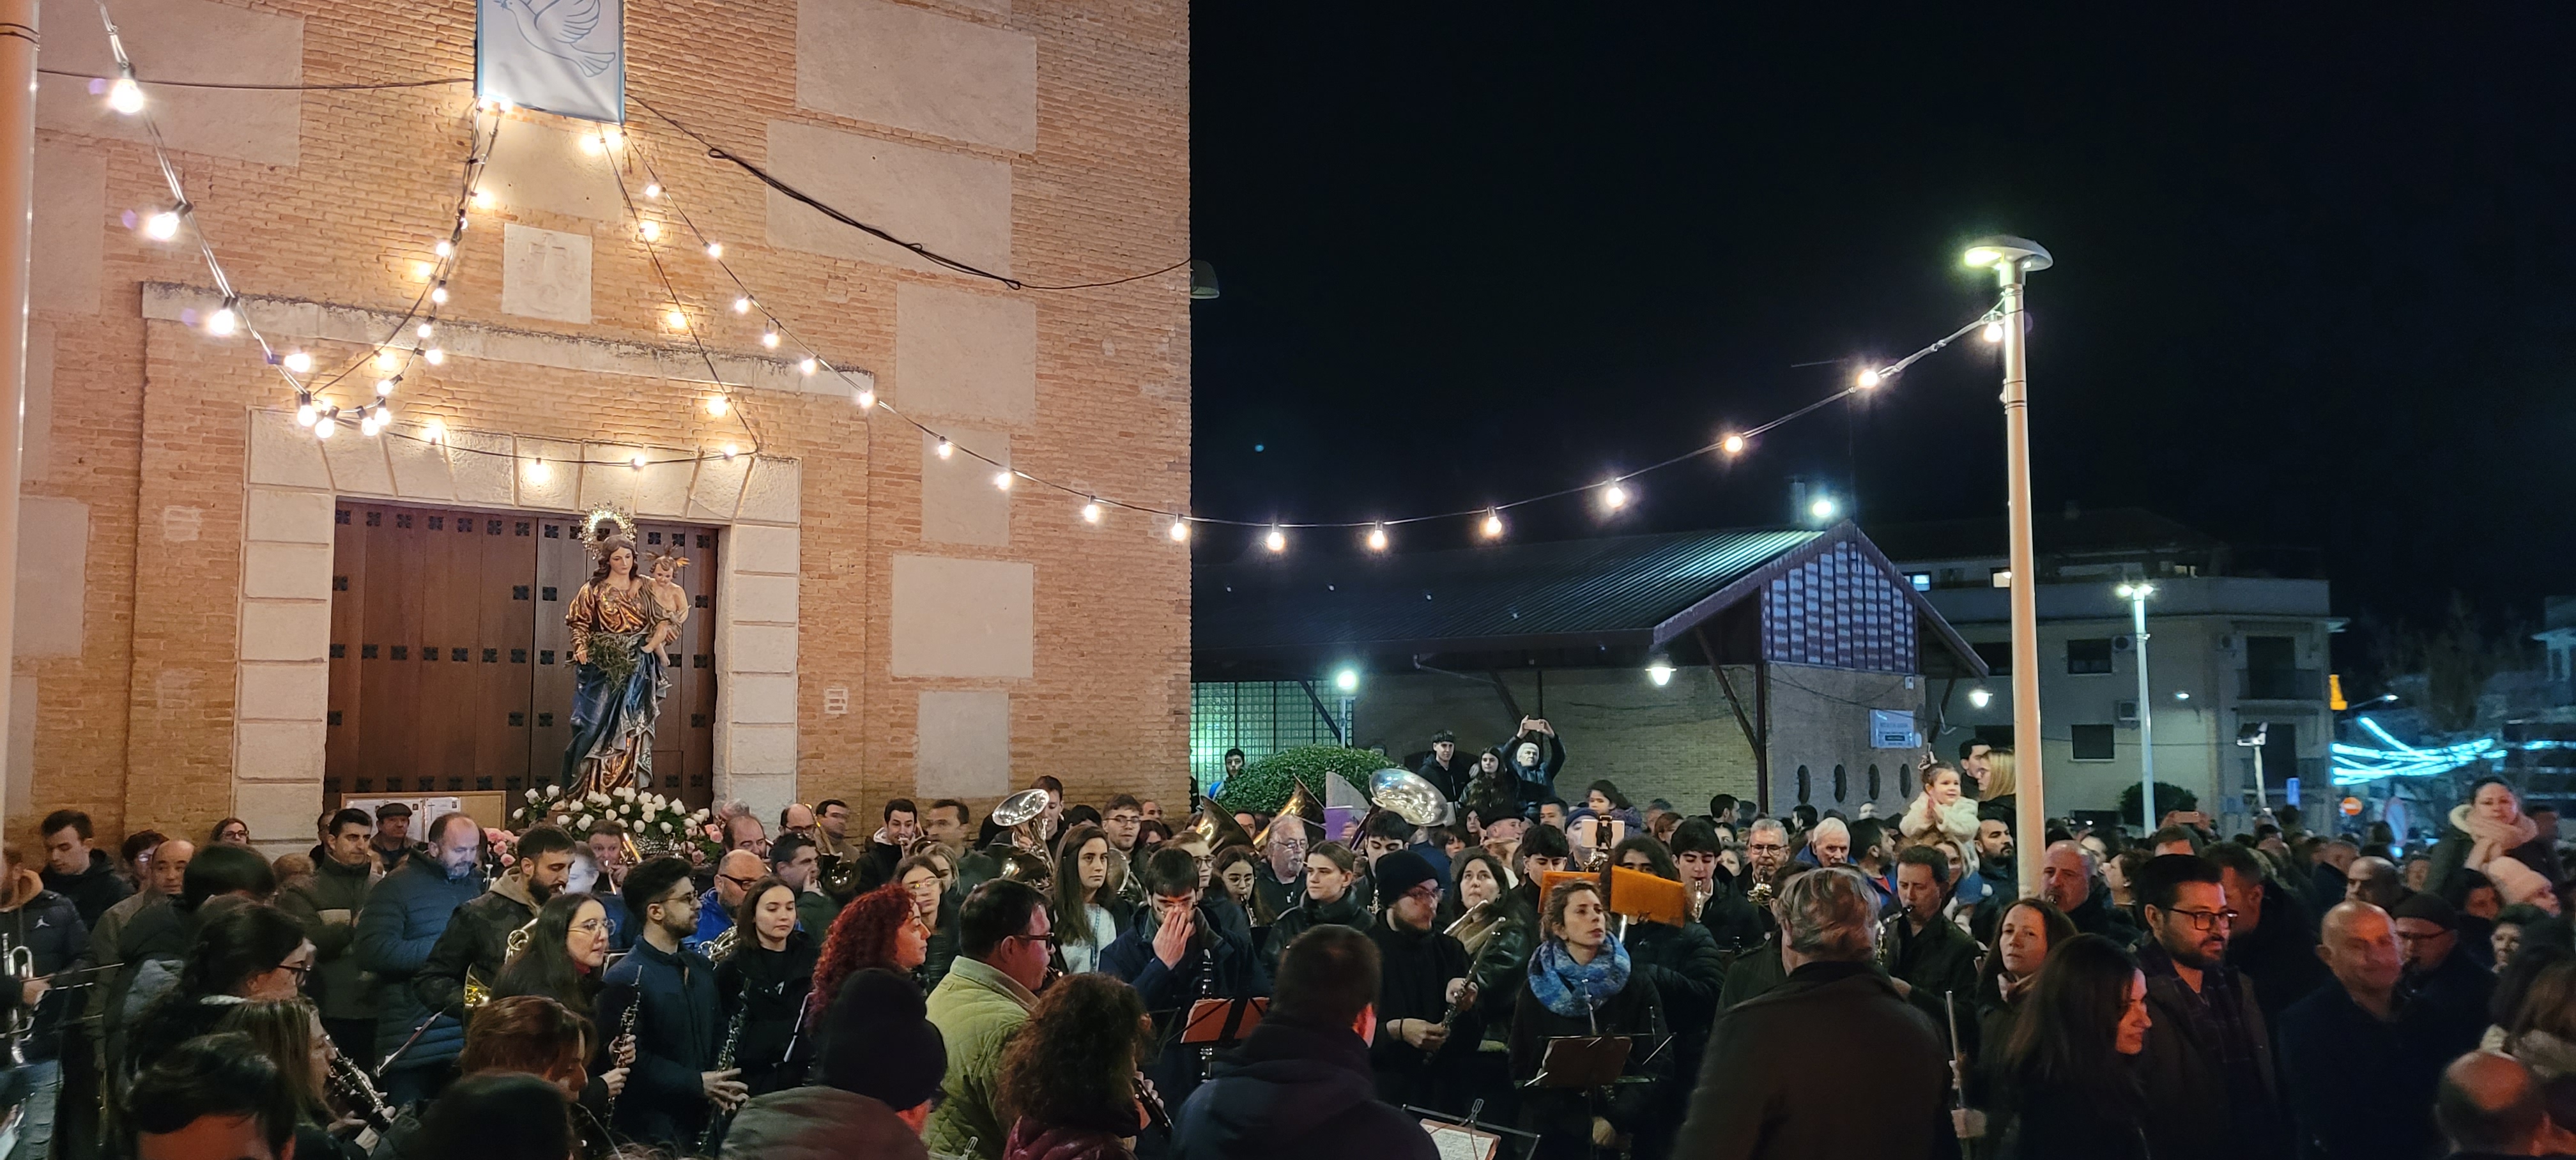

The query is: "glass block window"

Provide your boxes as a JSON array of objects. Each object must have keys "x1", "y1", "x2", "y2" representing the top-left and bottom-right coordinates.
[{"x1": 1190, "y1": 682, "x2": 1353, "y2": 795}]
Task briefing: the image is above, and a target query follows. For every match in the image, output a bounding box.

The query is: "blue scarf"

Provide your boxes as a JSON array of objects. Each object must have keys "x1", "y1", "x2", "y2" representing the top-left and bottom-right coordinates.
[{"x1": 1526, "y1": 936, "x2": 1630, "y2": 1019}]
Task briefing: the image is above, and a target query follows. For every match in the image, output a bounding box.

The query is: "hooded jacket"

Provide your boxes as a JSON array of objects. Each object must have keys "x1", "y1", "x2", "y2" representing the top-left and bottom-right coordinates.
[
  {"x1": 279, "y1": 848, "x2": 379, "y2": 1021},
  {"x1": 415, "y1": 869, "x2": 543, "y2": 1016},
  {"x1": 1171, "y1": 1016, "x2": 1439, "y2": 1160},
  {"x1": 42, "y1": 847, "x2": 131, "y2": 927},
  {"x1": 717, "y1": 1085, "x2": 928, "y2": 1160},
  {"x1": 0, "y1": 869, "x2": 84, "y2": 1062},
  {"x1": 354, "y1": 854, "x2": 486, "y2": 1076}
]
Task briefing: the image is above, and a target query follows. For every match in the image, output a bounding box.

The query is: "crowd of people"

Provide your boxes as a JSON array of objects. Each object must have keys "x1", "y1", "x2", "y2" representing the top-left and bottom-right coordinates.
[{"x1": 10, "y1": 725, "x2": 2576, "y2": 1159}]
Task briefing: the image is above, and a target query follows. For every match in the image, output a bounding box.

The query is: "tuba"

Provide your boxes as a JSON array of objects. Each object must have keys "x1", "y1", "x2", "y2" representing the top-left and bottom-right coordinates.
[
  {"x1": 1252, "y1": 779, "x2": 1324, "y2": 849},
  {"x1": 1186, "y1": 807, "x2": 1257, "y2": 851},
  {"x1": 996, "y1": 848, "x2": 1054, "y2": 892},
  {"x1": 1370, "y1": 768, "x2": 1455, "y2": 828},
  {"x1": 992, "y1": 788, "x2": 1054, "y2": 854}
]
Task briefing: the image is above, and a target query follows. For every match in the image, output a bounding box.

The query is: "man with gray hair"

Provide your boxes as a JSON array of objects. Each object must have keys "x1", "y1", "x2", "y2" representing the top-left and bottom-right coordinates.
[
  {"x1": 1678, "y1": 867, "x2": 1955, "y2": 1159},
  {"x1": 1805, "y1": 816, "x2": 1852, "y2": 868}
]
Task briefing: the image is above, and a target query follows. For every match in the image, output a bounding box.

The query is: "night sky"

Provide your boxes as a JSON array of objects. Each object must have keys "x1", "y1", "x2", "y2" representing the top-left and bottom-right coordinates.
[{"x1": 1187, "y1": 6, "x2": 2576, "y2": 634}]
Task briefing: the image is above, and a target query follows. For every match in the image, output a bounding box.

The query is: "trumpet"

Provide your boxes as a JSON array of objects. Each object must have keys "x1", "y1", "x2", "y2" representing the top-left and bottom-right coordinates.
[{"x1": 1, "y1": 934, "x2": 35, "y2": 1065}]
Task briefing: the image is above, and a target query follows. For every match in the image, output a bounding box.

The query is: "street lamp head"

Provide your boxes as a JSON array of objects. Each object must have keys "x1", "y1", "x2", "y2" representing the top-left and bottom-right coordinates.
[
  {"x1": 2117, "y1": 582, "x2": 2156, "y2": 599},
  {"x1": 1962, "y1": 235, "x2": 2053, "y2": 273}
]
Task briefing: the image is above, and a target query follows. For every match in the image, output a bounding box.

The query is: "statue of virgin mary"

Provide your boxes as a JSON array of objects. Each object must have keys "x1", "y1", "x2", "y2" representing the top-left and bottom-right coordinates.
[{"x1": 562, "y1": 509, "x2": 671, "y2": 795}]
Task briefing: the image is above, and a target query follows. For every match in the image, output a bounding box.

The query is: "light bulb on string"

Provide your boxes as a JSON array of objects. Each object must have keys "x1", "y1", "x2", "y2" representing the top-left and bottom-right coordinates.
[
  {"x1": 935, "y1": 438, "x2": 953, "y2": 459},
  {"x1": 1082, "y1": 501, "x2": 1103, "y2": 524},
  {"x1": 1856, "y1": 368, "x2": 1882, "y2": 390},
  {"x1": 416, "y1": 322, "x2": 434, "y2": 340},
  {"x1": 423, "y1": 347, "x2": 445, "y2": 366},
  {"x1": 1264, "y1": 526, "x2": 1287, "y2": 553},
  {"x1": 721, "y1": 444, "x2": 739, "y2": 460},
  {"x1": 524, "y1": 457, "x2": 550, "y2": 484},
  {"x1": 1482, "y1": 510, "x2": 1505, "y2": 538},
  {"x1": 422, "y1": 419, "x2": 447, "y2": 444},
  {"x1": 434, "y1": 238, "x2": 454, "y2": 259},
  {"x1": 637, "y1": 220, "x2": 661, "y2": 243},
  {"x1": 732, "y1": 296, "x2": 751, "y2": 315},
  {"x1": 643, "y1": 183, "x2": 662, "y2": 199},
  {"x1": 1721, "y1": 433, "x2": 1747, "y2": 456},
  {"x1": 663, "y1": 307, "x2": 689, "y2": 330},
  {"x1": 760, "y1": 328, "x2": 780, "y2": 349},
  {"x1": 143, "y1": 210, "x2": 181, "y2": 241},
  {"x1": 599, "y1": 127, "x2": 624, "y2": 151},
  {"x1": 1366, "y1": 524, "x2": 1389, "y2": 551},
  {"x1": 312, "y1": 413, "x2": 336, "y2": 440},
  {"x1": 294, "y1": 396, "x2": 318, "y2": 427},
  {"x1": 1603, "y1": 481, "x2": 1629, "y2": 510},
  {"x1": 470, "y1": 188, "x2": 494, "y2": 211},
  {"x1": 1982, "y1": 321, "x2": 2004, "y2": 343},
  {"x1": 629, "y1": 453, "x2": 648, "y2": 470},
  {"x1": 707, "y1": 395, "x2": 730, "y2": 418},
  {"x1": 993, "y1": 470, "x2": 1013, "y2": 491},
  {"x1": 429, "y1": 282, "x2": 448, "y2": 305},
  {"x1": 375, "y1": 378, "x2": 397, "y2": 398},
  {"x1": 282, "y1": 351, "x2": 312, "y2": 374},
  {"x1": 855, "y1": 386, "x2": 876, "y2": 409},
  {"x1": 799, "y1": 358, "x2": 817, "y2": 376},
  {"x1": 373, "y1": 349, "x2": 402, "y2": 374},
  {"x1": 703, "y1": 242, "x2": 723, "y2": 259},
  {"x1": 205, "y1": 305, "x2": 239, "y2": 337},
  {"x1": 579, "y1": 132, "x2": 604, "y2": 156},
  {"x1": 107, "y1": 77, "x2": 146, "y2": 115},
  {"x1": 1168, "y1": 517, "x2": 1190, "y2": 542}
]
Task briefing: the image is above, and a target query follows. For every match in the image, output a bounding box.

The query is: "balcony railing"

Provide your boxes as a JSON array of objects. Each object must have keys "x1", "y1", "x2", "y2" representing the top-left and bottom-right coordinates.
[{"x1": 2237, "y1": 668, "x2": 2324, "y2": 701}]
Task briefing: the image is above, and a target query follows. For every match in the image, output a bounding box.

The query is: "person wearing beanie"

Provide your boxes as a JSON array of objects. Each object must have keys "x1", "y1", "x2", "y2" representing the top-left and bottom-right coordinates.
[
  {"x1": 1361, "y1": 850, "x2": 1480, "y2": 1110},
  {"x1": 2395, "y1": 890, "x2": 2496, "y2": 1055},
  {"x1": 721, "y1": 968, "x2": 947, "y2": 1160}
]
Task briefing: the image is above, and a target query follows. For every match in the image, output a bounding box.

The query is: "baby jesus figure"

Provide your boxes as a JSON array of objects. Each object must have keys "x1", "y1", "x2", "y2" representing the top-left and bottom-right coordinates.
[{"x1": 643, "y1": 551, "x2": 691, "y2": 652}]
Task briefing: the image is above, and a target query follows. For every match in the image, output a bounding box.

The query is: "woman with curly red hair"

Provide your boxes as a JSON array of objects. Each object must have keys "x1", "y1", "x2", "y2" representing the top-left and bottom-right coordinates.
[{"x1": 808, "y1": 882, "x2": 930, "y2": 1020}]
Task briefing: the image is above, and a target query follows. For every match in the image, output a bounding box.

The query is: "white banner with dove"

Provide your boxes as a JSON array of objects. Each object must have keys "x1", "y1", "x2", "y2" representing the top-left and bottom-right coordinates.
[{"x1": 477, "y1": 0, "x2": 624, "y2": 123}]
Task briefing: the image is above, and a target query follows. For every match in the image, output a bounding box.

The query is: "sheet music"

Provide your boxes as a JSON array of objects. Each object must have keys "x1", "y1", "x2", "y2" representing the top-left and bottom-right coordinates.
[{"x1": 1422, "y1": 1123, "x2": 1497, "y2": 1160}]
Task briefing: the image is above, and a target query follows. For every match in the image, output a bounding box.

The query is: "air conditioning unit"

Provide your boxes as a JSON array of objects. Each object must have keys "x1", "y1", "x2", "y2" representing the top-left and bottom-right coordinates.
[
  {"x1": 2117, "y1": 699, "x2": 2140, "y2": 726},
  {"x1": 2113, "y1": 635, "x2": 2135, "y2": 652}
]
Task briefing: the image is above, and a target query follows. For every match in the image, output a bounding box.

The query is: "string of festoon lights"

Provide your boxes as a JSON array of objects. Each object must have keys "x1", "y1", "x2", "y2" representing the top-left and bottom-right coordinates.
[{"x1": 82, "y1": 1, "x2": 504, "y2": 443}]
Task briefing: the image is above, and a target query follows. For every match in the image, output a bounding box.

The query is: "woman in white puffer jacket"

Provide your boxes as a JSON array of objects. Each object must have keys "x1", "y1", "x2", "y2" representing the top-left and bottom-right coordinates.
[{"x1": 1899, "y1": 758, "x2": 1981, "y2": 846}]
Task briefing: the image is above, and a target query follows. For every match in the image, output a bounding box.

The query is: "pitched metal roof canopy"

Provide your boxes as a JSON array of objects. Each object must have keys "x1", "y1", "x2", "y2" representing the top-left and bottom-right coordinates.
[{"x1": 1195, "y1": 522, "x2": 1988, "y2": 677}]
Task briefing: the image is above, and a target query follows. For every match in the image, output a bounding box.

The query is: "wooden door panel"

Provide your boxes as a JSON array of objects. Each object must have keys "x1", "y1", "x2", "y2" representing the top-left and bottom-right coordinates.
[{"x1": 325, "y1": 505, "x2": 366, "y2": 797}]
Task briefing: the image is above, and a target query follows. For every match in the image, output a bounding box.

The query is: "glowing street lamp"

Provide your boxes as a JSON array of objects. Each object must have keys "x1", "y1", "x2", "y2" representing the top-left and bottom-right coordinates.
[{"x1": 1965, "y1": 234, "x2": 2054, "y2": 893}]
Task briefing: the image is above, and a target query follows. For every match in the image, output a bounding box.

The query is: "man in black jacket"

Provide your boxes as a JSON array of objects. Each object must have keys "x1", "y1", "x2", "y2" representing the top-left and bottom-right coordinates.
[
  {"x1": 3, "y1": 845, "x2": 88, "y2": 1160},
  {"x1": 355, "y1": 811, "x2": 485, "y2": 1106},
  {"x1": 279, "y1": 807, "x2": 383, "y2": 1062},
  {"x1": 417, "y1": 826, "x2": 576, "y2": 1018},
  {"x1": 1678, "y1": 867, "x2": 1956, "y2": 1160},
  {"x1": 1361, "y1": 851, "x2": 1478, "y2": 1111},
  {"x1": 1100, "y1": 847, "x2": 1266, "y2": 1115},
  {"x1": 1885, "y1": 846, "x2": 1981, "y2": 1053},
  {"x1": 2133, "y1": 853, "x2": 2287, "y2": 1160},
  {"x1": 39, "y1": 809, "x2": 131, "y2": 926},
  {"x1": 2040, "y1": 839, "x2": 2140, "y2": 947},
  {"x1": 2279, "y1": 901, "x2": 2456, "y2": 1160},
  {"x1": 1173, "y1": 924, "x2": 1436, "y2": 1160},
  {"x1": 599, "y1": 856, "x2": 742, "y2": 1150},
  {"x1": 2207, "y1": 841, "x2": 2328, "y2": 1026},
  {"x1": 1415, "y1": 730, "x2": 1469, "y2": 802}
]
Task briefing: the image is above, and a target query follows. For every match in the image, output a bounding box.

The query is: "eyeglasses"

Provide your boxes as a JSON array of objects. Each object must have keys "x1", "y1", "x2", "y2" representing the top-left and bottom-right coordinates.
[
  {"x1": 571, "y1": 918, "x2": 610, "y2": 935},
  {"x1": 2396, "y1": 929, "x2": 2453, "y2": 944},
  {"x1": 2163, "y1": 907, "x2": 2237, "y2": 931},
  {"x1": 717, "y1": 873, "x2": 760, "y2": 890},
  {"x1": 1405, "y1": 883, "x2": 1443, "y2": 902}
]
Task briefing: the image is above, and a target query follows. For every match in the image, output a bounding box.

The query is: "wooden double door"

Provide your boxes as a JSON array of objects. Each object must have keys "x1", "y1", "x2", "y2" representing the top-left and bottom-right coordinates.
[{"x1": 322, "y1": 501, "x2": 719, "y2": 811}]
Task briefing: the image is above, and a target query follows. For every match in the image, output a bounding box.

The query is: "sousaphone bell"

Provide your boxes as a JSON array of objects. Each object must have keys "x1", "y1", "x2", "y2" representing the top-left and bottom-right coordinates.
[
  {"x1": 1252, "y1": 778, "x2": 1324, "y2": 848},
  {"x1": 1369, "y1": 767, "x2": 1455, "y2": 828},
  {"x1": 991, "y1": 787, "x2": 1053, "y2": 853}
]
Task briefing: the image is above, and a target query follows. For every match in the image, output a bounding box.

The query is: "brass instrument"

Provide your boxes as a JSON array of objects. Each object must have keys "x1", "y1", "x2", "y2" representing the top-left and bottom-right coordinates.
[
  {"x1": 1186, "y1": 807, "x2": 1257, "y2": 851},
  {"x1": 992, "y1": 788, "x2": 1053, "y2": 854},
  {"x1": 1, "y1": 934, "x2": 33, "y2": 1065},
  {"x1": 695, "y1": 1006, "x2": 749, "y2": 1154},
  {"x1": 1252, "y1": 779, "x2": 1323, "y2": 849},
  {"x1": 703, "y1": 925, "x2": 741, "y2": 964},
  {"x1": 1370, "y1": 768, "x2": 1454, "y2": 828},
  {"x1": 1108, "y1": 846, "x2": 1147, "y2": 908},
  {"x1": 1441, "y1": 899, "x2": 1494, "y2": 940},
  {"x1": 996, "y1": 848, "x2": 1053, "y2": 892},
  {"x1": 463, "y1": 916, "x2": 542, "y2": 1010}
]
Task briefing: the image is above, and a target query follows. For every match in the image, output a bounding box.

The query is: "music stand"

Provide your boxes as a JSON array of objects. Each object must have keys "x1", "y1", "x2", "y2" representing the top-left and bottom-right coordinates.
[
  {"x1": 1181, "y1": 996, "x2": 1267, "y2": 1048},
  {"x1": 1407, "y1": 1100, "x2": 1539, "y2": 1160},
  {"x1": 1521, "y1": 1035, "x2": 1632, "y2": 1089}
]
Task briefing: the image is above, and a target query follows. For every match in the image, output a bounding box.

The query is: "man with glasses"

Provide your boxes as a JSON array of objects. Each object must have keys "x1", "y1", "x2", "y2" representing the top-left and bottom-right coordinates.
[
  {"x1": 601, "y1": 855, "x2": 744, "y2": 1150},
  {"x1": 2133, "y1": 853, "x2": 2286, "y2": 1160},
  {"x1": 2393, "y1": 892, "x2": 2493, "y2": 1055},
  {"x1": 925, "y1": 878, "x2": 1052, "y2": 1160},
  {"x1": 1254, "y1": 819, "x2": 1308, "y2": 919},
  {"x1": 1102, "y1": 794, "x2": 1146, "y2": 855},
  {"x1": 693, "y1": 849, "x2": 767, "y2": 950},
  {"x1": 418, "y1": 825, "x2": 577, "y2": 1024},
  {"x1": 1361, "y1": 850, "x2": 1475, "y2": 1110}
]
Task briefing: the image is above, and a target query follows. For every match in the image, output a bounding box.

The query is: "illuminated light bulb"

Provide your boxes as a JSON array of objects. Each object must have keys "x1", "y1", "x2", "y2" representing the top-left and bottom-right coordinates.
[
  {"x1": 429, "y1": 283, "x2": 449, "y2": 305},
  {"x1": 1856, "y1": 368, "x2": 1882, "y2": 389},
  {"x1": 1334, "y1": 668, "x2": 1360, "y2": 693},
  {"x1": 703, "y1": 242, "x2": 723, "y2": 259},
  {"x1": 935, "y1": 438, "x2": 953, "y2": 459},
  {"x1": 1647, "y1": 662, "x2": 1676, "y2": 687},
  {"x1": 638, "y1": 220, "x2": 661, "y2": 243},
  {"x1": 1482, "y1": 510, "x2": 1505, "y2": 538},
  {"x1": 525, "y1": 458, "x2": 551, "y2": 484},
  {"x1": 416, "y1": 322, "x2": 434, "y2": 340},
  {"x1": 1082, "y1": 501, "x2": 1101, "y2": 524},
  {"x1": 599, "y1": 127, "x2": 624, "y2": 151},
  {"x1": 1603, "y1": 482, "x2": 1629, "y2": 510},
  {"x1": 282, "y1": 351, "x2": 313, "y2": 374},
  {"x1": 579, "y1": 133, "x2": 604, "y2": 156},
  {"x1": 312, "y1": 413, "x2": 335, "y2": 439},
  {"x1": 1168, "y1": 517, "x2": 1190, "y2": 542},
  {"x1": 295, "y1": 399, "x2": 318, "y2": 427},
  {"x1": 993, "y1": 470, "x2": 1013, "y2": 491},
  {"x1": 434, "y1": 238, "x2": 454, "y2": 258},
  {"x1": 422, "y1": 419, "x2": 447, "y2": 444},
  {"x1": 375, "y1": 378, "x2": 397, "y2": 398},
  {"x1": 205, "y1": 306, "x2": 239, "y2": 337},
  {"x1": 1963, "y1": 247, "x2": 2001, "y2": 268},
  {"x1": 1982, "y1": 321, "x2": 2004, "y2": 343},
  {"x1": 1968, "y1": 687, "x2": 1993, "y2": 708},
  {"x1": 1265, "y1": 526, "x2": 1287, "y2": 553},
  {"x1": 731, "y1": 296, "x2": 751, "y2": 314},
  {"x1": 360, "y1": 411, "x2": 383, "y2": 438},
  {"x1": 1810, "y1": 497, "x2": 1838, "y2": 521},
  {"x1": 643, "y1": 183, "x2": 662, "y2": 199},
  {"x1": 1366, "y1": 524, "x2": 1389, "y2": 551},
  {"x1": 706, "y1": 395, "x2": 730, "y2": 417},
  {"x1": 1721, "y1": 434, "x2": 1747, "y2": 456},
  {"x1": 721, "y1": 444, "x2": 739, "y2": 460},
  {"x1": 143, "y1": 210, "x2": 181, "y2": 241},
  {"x1": 799, "y1": 358, "x2": 817, "y2": 376},
  {"x1": 107, "y1": 77, "x2": 144, "y2": 115},
  {"x1": 664, "y1": 307, "x2": 689, "y2": 330},
  {"x1": 470, "y1": 188, "x2": 494, "y2": 211},
  {"x1": 760, "y1": 328, "x2": 780, "y2": 349},
  {"x1": 374, "y1": 349, "x2": 402, "y2": 374},
  {"x1": 422, "y1": 347, "x2": 445, "y2": 366},
  {"x1": 855, "y1": 387, "x2": 876, "y2": 409},
  {"x1": 629, "y1": 453, "x2": 648, "y2": 470},
  {"x1": 411, "y1": 260, "x2": 437, "y2": 282}
]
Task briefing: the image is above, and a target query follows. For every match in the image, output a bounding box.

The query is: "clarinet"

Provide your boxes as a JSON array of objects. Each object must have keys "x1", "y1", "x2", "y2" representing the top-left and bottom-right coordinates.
[
  {"x1": 1196, "y1": 950, "x2": 1218, "y2": 1082},
  {"x1": 694, "y1": 1007, "x2": 749, "y2": 1155},
  {"x1": 602, "y1": 988, "x2": 641, "y2": 1122},
  {"x1": 327, "y1": 1053, "x2": 399, "y2": 1137},
  {"x1": 1137, "y1": 1071, "x2": 1172, "y2": 1133}
]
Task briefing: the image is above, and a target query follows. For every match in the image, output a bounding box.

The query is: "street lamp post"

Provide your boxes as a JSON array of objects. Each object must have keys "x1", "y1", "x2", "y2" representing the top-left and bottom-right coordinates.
[
  {"x1": 2119, "y1": 582, "x2": 2156, "y2": 833},
  {"x1": 1966, "y1": 236, "x2": 2053, "y2": 896}
]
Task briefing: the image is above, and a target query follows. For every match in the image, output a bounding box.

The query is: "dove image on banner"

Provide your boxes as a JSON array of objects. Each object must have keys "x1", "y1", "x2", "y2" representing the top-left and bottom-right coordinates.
[{"x1": 478, "y1": 0, "x2": 624, "y2": 123}]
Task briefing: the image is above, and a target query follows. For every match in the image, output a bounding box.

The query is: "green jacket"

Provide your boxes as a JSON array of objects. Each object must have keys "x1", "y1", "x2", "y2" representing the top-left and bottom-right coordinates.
[
  {"x1": 922, "y1": 956, "x2": 1036, "y2": 1160},
  {"x1": 278, "y1": 852, "x2": 381, "y2": 1021}
]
